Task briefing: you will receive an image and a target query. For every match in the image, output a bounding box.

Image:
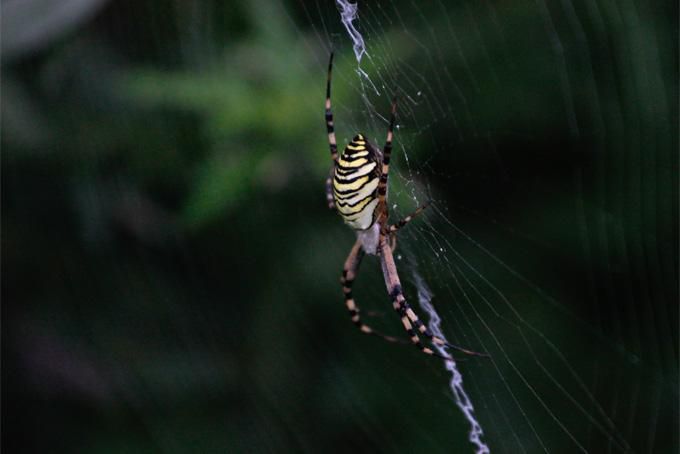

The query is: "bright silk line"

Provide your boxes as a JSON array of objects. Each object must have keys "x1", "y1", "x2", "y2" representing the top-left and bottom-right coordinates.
[
  {"x1": 335, "y1": 0, "x2": 380, "y2": 96},
  {"x1": 413, "y1": 271, "x2": 490, "y2": 454},
  {"x1": 335, "y1": 0, "x2": 366, "y2": 63}
]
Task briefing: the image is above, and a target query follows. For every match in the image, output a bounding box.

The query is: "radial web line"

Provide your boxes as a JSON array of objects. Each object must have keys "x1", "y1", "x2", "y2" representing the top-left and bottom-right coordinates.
[
  {"x1": 410, "y1": 216, "x2": 631, "y2": 452},
  {"x1": 427, "y1": 208, "x2": 632, "y2": 452},
  {"x1": 424, "y1": 227, "x2": 601, "y2": 452},
  {"x1": 416, "y1": 230, "x2": 540, "y2": 453},
  {"x1": 413, "y1": 271, "x2": 490, "y2": 454},
  {"x1": 434, "y1": 204, "x2": 639, "y2": 363},
  {"x1": 444, "y1": 245, "x2": 596, "y2": 452}
]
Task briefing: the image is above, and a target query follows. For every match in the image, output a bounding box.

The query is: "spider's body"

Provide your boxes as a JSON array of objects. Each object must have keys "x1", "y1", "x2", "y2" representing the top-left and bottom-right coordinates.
[
  {"x1": 323, "y1": 52, "x2": 482, "y2": 361},
  {"x1": 333, "y1": 134, "x2": 381, "y2": 231}
]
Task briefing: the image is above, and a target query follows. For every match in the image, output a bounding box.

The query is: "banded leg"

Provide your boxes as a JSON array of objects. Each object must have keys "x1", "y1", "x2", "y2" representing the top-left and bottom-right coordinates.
[
  {"x1": 376, "y1": 97, "x2": 398, "y2": 217},
  {"x1": 325, "y1": 52, "x2": 338, "y2": 162},
  {"x1": 378, "y1": 235, "x2": 449, "y2": 359},
  {"x1": 388, "y1": 200, "x2": 431, "y2": 233},
  {"x1": 379, "y1": 235, "x2": 486, "y2": 359},
  {"x1": 342, "y1": 239, "x2": 403, "y2": 344},
  {"x1": 325, "y1": 166, "x2": 336, "y2": 210},
  {"x1": 400, "y1": 299, "x2": 487, "y2": 356}
]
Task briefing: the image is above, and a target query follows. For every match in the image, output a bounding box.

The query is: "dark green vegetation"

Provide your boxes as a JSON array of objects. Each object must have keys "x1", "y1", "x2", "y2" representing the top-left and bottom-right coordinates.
[{"x1": 3, "y1": 0, "x2": 677, "y2": 452}]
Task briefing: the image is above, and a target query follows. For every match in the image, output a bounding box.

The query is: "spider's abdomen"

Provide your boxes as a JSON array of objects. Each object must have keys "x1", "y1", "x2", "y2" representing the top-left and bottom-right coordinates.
[{"x1": 333, "y1": 134, "x2": 381, "y2": 230}]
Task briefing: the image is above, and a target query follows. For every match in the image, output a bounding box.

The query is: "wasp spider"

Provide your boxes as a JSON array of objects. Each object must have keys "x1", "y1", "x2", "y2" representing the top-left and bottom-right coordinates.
[{"x1": 324, "y1": 52, "x2": 483, "y2": 360}]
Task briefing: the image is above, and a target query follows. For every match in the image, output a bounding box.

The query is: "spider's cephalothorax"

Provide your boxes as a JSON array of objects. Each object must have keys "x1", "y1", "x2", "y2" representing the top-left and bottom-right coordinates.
[
  {"x1": 323, "y1": 52, "x2": 484, "y2": 361},
  {"x1": 333, "y1": 133, "x2": 381, "y2": 231}
]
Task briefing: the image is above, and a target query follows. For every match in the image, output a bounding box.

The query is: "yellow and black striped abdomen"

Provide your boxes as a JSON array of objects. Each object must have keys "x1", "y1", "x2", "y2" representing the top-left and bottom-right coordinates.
[{"x1": 333, "y1": 134, "x2": 381, "y2": 230}]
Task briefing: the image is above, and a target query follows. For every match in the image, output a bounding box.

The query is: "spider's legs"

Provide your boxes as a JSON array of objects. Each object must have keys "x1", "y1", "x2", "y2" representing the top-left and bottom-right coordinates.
[
  {"x1": 325, "y1": 166, "x2": 336, "y2": 211},
  {"x1": 379, "y1": 235, "x2": 486, "y2": 359},
  {"x1": 388, "y1": 200, "x2": 431, "y2": 233},
  {"x1": 377, "y1": 97, "x2": 398, "y2": 215},
  {"x1": 400, "y1": 299, "x2": 487, "y2": 356},
  {"x1": 342, "y1": 239, "x2": 405, "y2": 344},
  {"x1": 387, "y1": 200, "x2": 430, "y2": 252},
  {"x1": 325, "y1": 52, "x2": 338, "y2": 163},
  {"x1": 378, "y1": 235, "x2": 449, "y2": 359}
]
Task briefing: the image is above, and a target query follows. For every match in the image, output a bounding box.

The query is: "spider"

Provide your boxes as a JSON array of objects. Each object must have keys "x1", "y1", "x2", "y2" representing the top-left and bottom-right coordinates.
[{"x1": 324, "y1": 52, "x2": 483, "y2": 361}]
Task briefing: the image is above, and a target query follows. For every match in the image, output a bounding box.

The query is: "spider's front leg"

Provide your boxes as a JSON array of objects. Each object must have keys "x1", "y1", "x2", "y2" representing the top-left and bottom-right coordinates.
[{"x1": 325, "y1": 52, "x2": 338, "y2": 162}]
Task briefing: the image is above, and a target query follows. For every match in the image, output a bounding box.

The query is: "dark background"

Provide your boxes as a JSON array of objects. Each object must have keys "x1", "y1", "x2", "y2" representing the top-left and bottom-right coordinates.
[{"x1": 3, "y1": 0, "x2": 677, "y2": 452}]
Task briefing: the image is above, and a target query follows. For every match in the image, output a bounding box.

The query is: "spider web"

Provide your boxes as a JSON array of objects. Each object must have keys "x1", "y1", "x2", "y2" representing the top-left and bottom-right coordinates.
[{"x1": 302, "y1": 1, "x2": 677, "y2": 452}]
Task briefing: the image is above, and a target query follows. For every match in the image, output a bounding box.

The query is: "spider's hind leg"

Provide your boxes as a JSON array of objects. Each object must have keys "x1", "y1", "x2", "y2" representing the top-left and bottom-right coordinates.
[
  {"x1": 400, "y1": 300, "x2": 488, "y2": 357},
  {"x1": 386, "y1": 283, "x2": 453, "y2": 360},
  {"x1": 380, "y1": 235, "x2": 487, "y2": 360},
  {"x1": 342, "y1": 240, "x2": 407, "y2": 345}
]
